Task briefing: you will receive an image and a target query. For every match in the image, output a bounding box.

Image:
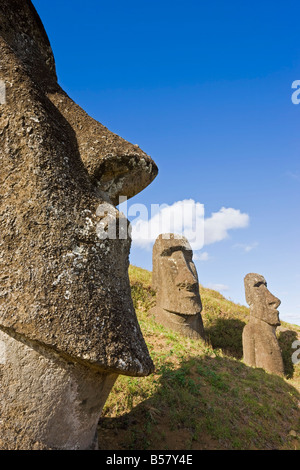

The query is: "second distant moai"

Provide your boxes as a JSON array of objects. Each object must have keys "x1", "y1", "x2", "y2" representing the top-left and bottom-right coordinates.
[
  {"x1": 243, "y1": 273, "x2": 284, "y2": 376},
  {"x1": 150, "y1": 234, "x2": 206, "y2": 340}
]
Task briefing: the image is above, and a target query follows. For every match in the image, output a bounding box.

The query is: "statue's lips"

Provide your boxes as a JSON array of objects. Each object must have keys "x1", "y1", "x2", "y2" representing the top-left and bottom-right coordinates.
[
  {"x1": 275, "y1": 310, "x2": 281, "y2": 321},
  {"x1": 184, "y1": 292, "x2": 198, "y2": 297},
  {"x1": 271, "y1": 308, "x2": 280, "y2": 316},
  {"x1": 267, "y1": 308, "x2": 281, "y2": 326},
  {"x1": 178, "y1": 291, "x2": 199, "y2": 300}
]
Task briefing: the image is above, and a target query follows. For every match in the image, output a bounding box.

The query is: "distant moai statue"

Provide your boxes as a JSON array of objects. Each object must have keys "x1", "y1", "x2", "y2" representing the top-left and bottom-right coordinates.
[
  {"x1": 150, "y1": 234, "x2": 206, "y2": 340},
  {"x1": 243, "y1": 273, "x2": 284, "y2": 376}
]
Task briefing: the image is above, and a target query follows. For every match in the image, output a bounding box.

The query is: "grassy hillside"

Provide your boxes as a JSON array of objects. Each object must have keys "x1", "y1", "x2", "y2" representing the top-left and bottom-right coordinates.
[{"x1": 98, "y1": 265, "x2": 300, "y2": 450}]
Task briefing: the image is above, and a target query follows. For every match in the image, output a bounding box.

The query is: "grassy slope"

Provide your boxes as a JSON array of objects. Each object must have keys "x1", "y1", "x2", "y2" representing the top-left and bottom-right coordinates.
[{"x1": 98, "y1": 266, "x2": 300, "y2": 450}]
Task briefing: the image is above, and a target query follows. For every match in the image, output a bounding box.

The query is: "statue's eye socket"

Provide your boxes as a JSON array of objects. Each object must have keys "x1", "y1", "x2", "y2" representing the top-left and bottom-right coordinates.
[{"x1": 254, "y1": 281, "x2": 265, "y2": 288}]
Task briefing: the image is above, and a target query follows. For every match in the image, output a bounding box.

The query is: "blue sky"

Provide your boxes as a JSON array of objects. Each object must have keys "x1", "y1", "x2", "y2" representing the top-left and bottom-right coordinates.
[{"x1": 33, "y1": 0, "x2": 300, "y2": 325}]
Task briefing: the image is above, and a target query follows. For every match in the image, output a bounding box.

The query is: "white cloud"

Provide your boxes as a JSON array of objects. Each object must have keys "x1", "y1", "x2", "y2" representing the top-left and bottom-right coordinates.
[
  {"x1": 281, "y1": 312, "x2": 300, "y2": 326},
  {"x1": 233, "y1": 242, "x2": 258, "y2": 253},
  {"x1": 194, "y1": 251, "x2": 210, "y2": 261},
  {"x1": 286, "y1": 171, "x2": 300, "y2": 181},
  {"x1": 129, "y1": 200, "x2": 249, "y2": 251},
  {"x1": 204, "y1": 207, "x2": 249, "y2": 246},
  {"x1": 130, "y1": 199, "x2": 205, "y2": 250},
  {"x1": 206, "y1": 283, "x2": 230, "y2": 292}
]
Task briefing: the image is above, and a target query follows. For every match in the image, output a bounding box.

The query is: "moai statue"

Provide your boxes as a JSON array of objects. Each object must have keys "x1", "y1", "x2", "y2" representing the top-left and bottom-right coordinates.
[
  {"x1": 150, "y1": 234, "x2": 205, "y2": 340},
  {"x1": 243, "y1": 273, "x2": 284, "y2": 376},
  {"x1": 0, "y1": 0, "x2": 158, "y2": 450}
]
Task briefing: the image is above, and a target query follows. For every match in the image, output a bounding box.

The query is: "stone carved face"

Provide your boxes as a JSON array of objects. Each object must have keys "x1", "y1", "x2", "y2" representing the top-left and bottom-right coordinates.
[
  {"x1": 153, "y1": 234, "x2": 202, "y2": 315},
  {"x1": 0, "y1": 0, "x2": 157, "y2": 376},
  {"x1": 244, "y1": 273, "x2": 281, "y2": 326}
]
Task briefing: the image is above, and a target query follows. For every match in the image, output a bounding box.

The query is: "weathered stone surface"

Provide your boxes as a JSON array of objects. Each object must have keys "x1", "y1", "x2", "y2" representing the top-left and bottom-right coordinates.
[
  {"x1": 0, "y1": 329, "x2": 118, "y2": 450},
  {"x1": 150, "y1": 234, "x2": 205, "y2": 340},
  {"x1": 0, "y1": 0, "x2": 157, "y2": 449},
  {"x1": 0, "y1": 0, "x2": 157, "y2": 375},
  {"x1": 243, "y1": 273, "x2": 284, "y2": 376}
]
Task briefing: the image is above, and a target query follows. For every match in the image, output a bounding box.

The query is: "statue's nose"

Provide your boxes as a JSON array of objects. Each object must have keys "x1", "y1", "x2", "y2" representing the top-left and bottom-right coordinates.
[
  {"x1": 175, "y1": 263, "x2": 198, "y2": 290},
  {"x1": 267, "y1": 291, "x2": 281, "y2": 309},
  {"x1": 47, "y1": 87, "x2": 158, "y2": 206}
]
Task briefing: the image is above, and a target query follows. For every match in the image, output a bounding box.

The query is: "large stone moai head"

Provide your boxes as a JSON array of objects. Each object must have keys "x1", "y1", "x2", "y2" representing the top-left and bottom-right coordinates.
[
  {"x1": 243, "y1": 273, "x2": 284, "y2": 376},
  {"x1": 244, "y1": 273, "x2": 281, "y2": 326},
  {"x1": 151, "y1": 234, "x2": 205, "y2": 340},
  {"x1": 0, "y1": 0, "x2": 158, "y2": 449}
]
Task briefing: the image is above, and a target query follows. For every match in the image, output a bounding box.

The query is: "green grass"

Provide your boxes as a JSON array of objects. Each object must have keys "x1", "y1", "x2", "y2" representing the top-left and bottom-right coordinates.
[{"x1": 98, "y1": 265, "x2": 300, "y2": 451}]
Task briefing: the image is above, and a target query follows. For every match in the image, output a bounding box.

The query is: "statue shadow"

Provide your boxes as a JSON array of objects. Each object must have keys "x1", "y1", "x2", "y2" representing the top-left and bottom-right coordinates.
[
  {"x1": 204, "y1": 318, "x2": 246, "y2": 359},
  {"x1": 98, "y1": 355, "x2": 300, "y2": 451},
  {"x1": 203, "y1": 319, "x2": 299, "y2": 379},
  {"x1": 278, "y1": 328, "x2": 299, "y2": 379}
]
